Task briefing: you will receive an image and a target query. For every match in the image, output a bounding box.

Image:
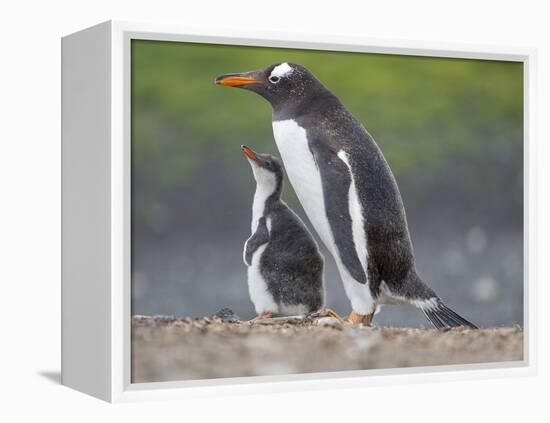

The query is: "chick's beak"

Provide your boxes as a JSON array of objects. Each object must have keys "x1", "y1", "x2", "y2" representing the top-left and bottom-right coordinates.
[
  {"x1": 241, "y1": 145, "x2": 259, "y2": 163},
  {"x1": 215, "y1": 71, "x2": 262, "y2": 87}
]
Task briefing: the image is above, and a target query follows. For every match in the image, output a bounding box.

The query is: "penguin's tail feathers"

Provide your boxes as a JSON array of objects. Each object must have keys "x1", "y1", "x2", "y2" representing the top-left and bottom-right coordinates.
[{"x1": 419, "y1": 298, "x2": 478, "y2": 330}]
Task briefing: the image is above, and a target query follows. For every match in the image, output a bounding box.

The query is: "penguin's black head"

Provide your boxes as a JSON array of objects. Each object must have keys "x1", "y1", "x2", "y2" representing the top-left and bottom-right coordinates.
[
  {"x1": 216, "y1": 63, "x2": 323, "y2": 112},
  {"x1": 241, "y1": 145, "x2": 284, "y2": 192},
  {"x1": 241, "y1": 145, "x2": 283, "y2": 173}
]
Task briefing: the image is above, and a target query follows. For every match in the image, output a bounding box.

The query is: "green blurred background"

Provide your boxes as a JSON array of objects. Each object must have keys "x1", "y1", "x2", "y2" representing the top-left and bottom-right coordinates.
[{"x1": 131, "y1": 40, "x2": 523, "y2": 327}]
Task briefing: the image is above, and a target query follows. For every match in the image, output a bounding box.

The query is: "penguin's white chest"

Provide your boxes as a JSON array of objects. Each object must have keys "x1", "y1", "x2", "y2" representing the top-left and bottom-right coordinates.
[
  {"x1": 246, "y1": 244, "x2": 278, "y2": 315},
  {"x1": 272, "y1": 119, "x2": 375, "y2": 315},
  {"x1": 272, "y1": 119, "x2": 335, "y2": 255}
]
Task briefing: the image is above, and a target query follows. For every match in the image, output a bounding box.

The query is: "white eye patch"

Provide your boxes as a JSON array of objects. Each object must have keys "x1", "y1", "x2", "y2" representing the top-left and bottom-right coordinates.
[{"x1": 269, "y1": 62, "x2": 293, "y2": 80}]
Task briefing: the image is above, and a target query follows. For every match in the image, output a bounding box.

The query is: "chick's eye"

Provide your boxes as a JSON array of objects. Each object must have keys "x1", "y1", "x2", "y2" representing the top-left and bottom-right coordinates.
[{"x1": 269, "y1": 76, "x2": 280, "y2": 84}]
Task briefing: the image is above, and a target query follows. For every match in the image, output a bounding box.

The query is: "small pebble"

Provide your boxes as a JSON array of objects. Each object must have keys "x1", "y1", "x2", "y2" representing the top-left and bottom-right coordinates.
[{"x1": 213, "y1": 308, "x2": 241, "y2": 323}]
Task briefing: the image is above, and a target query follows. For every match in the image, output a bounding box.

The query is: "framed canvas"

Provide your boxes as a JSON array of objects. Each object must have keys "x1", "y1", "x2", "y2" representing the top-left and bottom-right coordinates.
[{"x1": 61, "y1": 20, "x2": 537, "y2": 402}]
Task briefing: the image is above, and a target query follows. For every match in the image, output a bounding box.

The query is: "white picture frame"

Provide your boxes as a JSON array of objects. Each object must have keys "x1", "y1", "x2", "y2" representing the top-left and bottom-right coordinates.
[{"x1": 61, "y1": 20, "x2": 537, "y2": 403}]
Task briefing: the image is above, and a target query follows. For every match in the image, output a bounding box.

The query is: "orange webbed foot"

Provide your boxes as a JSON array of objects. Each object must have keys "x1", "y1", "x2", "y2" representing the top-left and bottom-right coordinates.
[
  {"x1": 346, "y1": 310, "x2": 374, "y2": 326},
  {"x1": 249, "y1": 311, "x2": 276, "y2": 322}
]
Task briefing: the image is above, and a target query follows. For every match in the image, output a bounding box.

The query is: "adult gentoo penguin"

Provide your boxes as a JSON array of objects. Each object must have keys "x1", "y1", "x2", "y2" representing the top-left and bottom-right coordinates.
[
  {"x1": 216, "y1": 63, "x2": 477, "y2": 329},
  {"x1": 241, "y1": 145, "x2": 326, "y2": 320}
]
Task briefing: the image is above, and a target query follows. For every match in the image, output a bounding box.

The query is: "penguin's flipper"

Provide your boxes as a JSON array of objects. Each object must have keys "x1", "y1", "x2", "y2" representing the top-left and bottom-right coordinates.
[
  {"x1": 244, "y1": 217, "x2": 270, "y2": 266},
  {"x1": 308, "y1": 136, "x2": 367, "y2": 284}
]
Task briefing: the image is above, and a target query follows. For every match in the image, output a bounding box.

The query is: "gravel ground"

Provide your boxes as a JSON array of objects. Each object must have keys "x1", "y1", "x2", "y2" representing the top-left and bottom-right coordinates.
[{"x1": 131, "y1": 314, "x2": 523, "y2": 383}]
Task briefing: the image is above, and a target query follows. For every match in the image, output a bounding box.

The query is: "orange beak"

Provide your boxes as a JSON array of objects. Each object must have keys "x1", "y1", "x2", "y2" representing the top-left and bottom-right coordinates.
[
  {"x1": 241, "y1": 145, "x2": 259, "y2": 162},
  {"x1": 215, "y1": 72, "x2": 262, "y2": 87}
]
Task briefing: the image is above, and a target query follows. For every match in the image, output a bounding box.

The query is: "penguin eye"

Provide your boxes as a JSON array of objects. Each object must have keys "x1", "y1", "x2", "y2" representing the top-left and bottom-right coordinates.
[{"x1": 269, "y1": 75, "x2": 280, "y2": 84}]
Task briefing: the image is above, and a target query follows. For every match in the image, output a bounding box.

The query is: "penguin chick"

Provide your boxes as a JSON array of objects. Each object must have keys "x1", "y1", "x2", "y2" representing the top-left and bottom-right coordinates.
[{"x1": 241, "y1": 145, "x2": 325, "y2": 320}]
